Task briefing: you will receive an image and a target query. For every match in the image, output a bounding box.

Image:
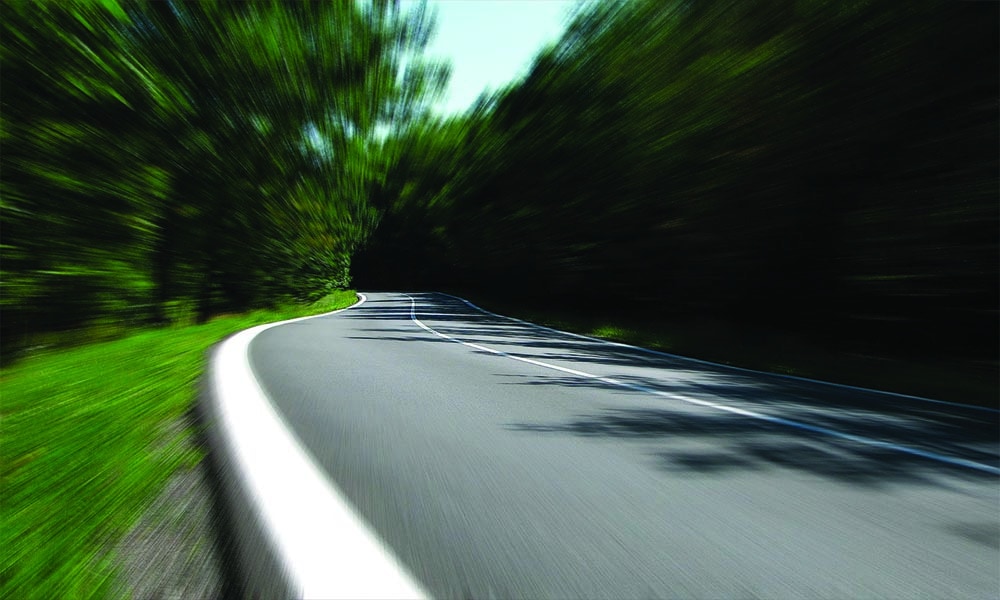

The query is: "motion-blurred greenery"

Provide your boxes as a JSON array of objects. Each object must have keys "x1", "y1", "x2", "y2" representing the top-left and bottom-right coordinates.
[
  {"x1": 357, "y1": 0, "x2": 998, "y2": 371},
  {"x1": 4, "y1": 0, "x2": 995, "y2": 373},
  {"x1": 1, "y1": 290, "x2": 358, "y2": 598},
  {"x1": 2, "y1": 0, "x2": 444, "y2": 358}
]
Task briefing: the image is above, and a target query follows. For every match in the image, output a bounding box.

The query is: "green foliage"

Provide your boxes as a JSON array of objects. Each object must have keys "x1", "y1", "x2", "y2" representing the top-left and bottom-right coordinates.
[
  {"x1": 1, "y1": 290, "x2": 359, "y2": 598},
  {"x1": 1, "y1": 1, "x2": 443, "y2": 353},
  {"x1": 358, "y1": 0, "x2": 999, "y2": 360}
]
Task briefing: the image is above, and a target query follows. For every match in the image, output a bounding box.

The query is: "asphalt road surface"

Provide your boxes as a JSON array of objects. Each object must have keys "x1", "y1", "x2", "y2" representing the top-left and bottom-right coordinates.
[{"x1": 249, "y1": 292, "x2": 999, "y2": 599}]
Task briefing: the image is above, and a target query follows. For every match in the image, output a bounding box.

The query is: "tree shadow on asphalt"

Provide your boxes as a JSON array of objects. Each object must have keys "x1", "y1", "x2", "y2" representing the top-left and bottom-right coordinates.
[
  {"x1": 351, "y1": 293, "x2": 1000, "y2": 488},
  {"x1": 507, "y1": 405, "x2": 998, "y2": 489}
]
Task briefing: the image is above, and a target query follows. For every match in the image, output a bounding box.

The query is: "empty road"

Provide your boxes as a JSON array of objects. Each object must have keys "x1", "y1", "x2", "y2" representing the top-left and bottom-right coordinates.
[{"x1": 247, "y1": 292, "x2": 999, "y2": 598}]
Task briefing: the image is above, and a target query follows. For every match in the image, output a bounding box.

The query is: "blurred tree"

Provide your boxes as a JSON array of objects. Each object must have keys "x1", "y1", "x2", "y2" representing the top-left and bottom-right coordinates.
[
  {"x1": 1, "y1": 0, "x2": 444, "y2": 351},
  {"x1": 2, "y1": 0, "x2": 162, "y2": 340},
  {"x1": 359, "y1": 0, "x2": 998, "y2": 358}
]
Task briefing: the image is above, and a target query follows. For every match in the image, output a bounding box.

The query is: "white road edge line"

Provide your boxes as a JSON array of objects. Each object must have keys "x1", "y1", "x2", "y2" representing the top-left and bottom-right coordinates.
[
  {"x1": 437, "y1": 292, "x2": 999, "y2": 414},
  {"x1": 211, "y1": 293, "x2": 429, "y2": 600},
  {"x1": 407, "y1": 294, "x2": 1000, "y2": 476}
]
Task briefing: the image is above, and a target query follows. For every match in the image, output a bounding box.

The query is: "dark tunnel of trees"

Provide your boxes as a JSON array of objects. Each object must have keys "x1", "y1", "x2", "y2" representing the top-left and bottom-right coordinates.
[
  {"x1": 356, "y1": 0, "x2": 999, "y2": 362},
  {"x1": 3, "y1": 0, "x2": 997, "y2": 369}
]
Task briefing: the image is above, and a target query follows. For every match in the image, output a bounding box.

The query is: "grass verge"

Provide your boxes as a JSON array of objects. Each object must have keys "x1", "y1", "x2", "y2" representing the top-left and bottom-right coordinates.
[
  {"x1": 1, "y1": 290, "x2": 359, "y2": 599},
  {"x1": 452, "y1": 292, "x2": 998, "y2": 409}
]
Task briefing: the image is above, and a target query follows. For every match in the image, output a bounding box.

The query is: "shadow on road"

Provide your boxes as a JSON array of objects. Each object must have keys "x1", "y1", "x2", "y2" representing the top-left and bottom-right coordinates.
[
  {"x1": 351, "y1": 293, "x2": 1000, "y2": 488},
  {"x1": 509, "y1": 406, "x2": 997, "y2": 488}
]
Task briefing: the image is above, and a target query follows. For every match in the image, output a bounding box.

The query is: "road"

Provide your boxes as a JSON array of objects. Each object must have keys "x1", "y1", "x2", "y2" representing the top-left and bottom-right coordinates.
[{"x1": 247, "y1": 291, "x2": 999, "y2": 599}]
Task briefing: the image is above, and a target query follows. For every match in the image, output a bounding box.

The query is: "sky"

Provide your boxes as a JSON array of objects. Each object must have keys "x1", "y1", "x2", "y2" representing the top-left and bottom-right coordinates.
[{"x1": 413, "y1": 0, "x2": 577, "y2": 116}]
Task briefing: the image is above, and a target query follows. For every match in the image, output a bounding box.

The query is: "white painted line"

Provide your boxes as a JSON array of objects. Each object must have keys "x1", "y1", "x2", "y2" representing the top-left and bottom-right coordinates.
[
  {"x1": 407, "y1": 294, "x2": 1000, "y2": 476},
  {"x1": 437, "y1": 292, "x2": 1000, "y2": 414},
  {"x1": 211, "y1": 294, "x2": 429, "y2": 600}
]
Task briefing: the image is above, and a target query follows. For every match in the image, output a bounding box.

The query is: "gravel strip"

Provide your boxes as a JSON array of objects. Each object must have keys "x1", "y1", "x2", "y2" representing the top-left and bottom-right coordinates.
[{"x1": 111, "y1": 415, "x2": 235, "y2": 599}]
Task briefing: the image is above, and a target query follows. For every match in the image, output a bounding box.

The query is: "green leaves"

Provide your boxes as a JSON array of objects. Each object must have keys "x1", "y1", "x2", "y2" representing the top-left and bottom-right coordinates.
[
  {"x1": 2, "y1": 0, "x2": 441, "y2": 351},
  {"x1": 358, "y1": 0, "x2": 998, "y2": 359}
]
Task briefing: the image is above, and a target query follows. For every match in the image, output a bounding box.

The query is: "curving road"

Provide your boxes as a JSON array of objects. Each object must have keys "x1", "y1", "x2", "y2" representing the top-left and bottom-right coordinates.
[{"x1": 246, "y1": 292, "x2": 999, "y2": 599}]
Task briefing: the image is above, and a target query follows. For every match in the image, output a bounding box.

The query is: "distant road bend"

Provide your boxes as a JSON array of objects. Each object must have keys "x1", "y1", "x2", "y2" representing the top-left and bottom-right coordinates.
[{"x1": 234, "y1": 292, "x2": 998, "y2": 598}]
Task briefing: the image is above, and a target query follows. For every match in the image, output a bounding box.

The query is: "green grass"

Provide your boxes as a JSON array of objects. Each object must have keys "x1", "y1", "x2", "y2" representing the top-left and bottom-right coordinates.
[{"x1": 1, "y1": 290, "x2": 359, "y2": 599}]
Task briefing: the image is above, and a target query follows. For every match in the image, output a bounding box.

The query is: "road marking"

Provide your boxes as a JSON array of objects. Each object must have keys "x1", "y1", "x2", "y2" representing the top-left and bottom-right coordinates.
[
  {"x1": 437, "y1": 292, "x2": 1000, "y2": 414},
  {"x1": 406, "y1": 294, "x2": 1000, "y2": 476},
  {"x1": 212, "y1": 294, "x2": 429, "y2": 599}
]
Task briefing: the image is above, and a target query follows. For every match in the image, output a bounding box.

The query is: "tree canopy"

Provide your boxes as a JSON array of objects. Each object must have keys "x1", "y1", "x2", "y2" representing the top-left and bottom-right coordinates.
[
  {"x1": 2, "y1": 0, "x2": 444, "y2": 352},
  {"x1": 357, "y1": 0, "x2": 998, "y2": 359},
  {"x1": 3, "y1": 0, "x2": 996, "y2": 363}
]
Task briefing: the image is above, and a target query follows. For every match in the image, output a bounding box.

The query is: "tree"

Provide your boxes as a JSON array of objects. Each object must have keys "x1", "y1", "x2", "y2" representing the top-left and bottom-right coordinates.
[
  {"x1": 1, "y1": 0, "x2": 446, "y2": 351},
  {"x1": 359, "y1": 0, "x2": 998, "y2": 358}
]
